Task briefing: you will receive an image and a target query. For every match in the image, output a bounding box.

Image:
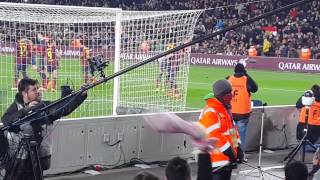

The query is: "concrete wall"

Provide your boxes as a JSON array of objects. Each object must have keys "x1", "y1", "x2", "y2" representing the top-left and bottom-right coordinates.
[{"x1": 45, "y1": 105, "x2": 299, "y2": 174}]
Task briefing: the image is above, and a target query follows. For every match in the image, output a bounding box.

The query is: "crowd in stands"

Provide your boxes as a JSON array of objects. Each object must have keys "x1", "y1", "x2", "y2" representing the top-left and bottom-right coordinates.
[{"x1": 1, "y1": 0, "x2": 320, "y2": 59}]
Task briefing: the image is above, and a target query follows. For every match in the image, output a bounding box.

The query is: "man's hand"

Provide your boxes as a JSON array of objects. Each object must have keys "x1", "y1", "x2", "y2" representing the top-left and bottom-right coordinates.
[
  {"x1": 22, "y1": 101, "x2": 41, "y2": 116},
  {"x1": 80, "y1": 84, "x2": 88, "y2": 96},
  {"x1": 28, "y1": 101, "x2": 39, "y2": 108}
]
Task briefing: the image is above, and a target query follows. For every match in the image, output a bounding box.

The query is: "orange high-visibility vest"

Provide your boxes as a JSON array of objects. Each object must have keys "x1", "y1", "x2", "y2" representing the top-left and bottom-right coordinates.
[
  {"x1": 299, "y1": 102, "x2": 320, "y2": 126},
  {"x1": 248, "y1": 46, "x2": 257, "y2": 57},
  {"x1": 199, "y1": 98, "x2": 240, "y2": 168},
  {"x1": 228, "y1": 76, "x2": 251, "y2": 114},
  {"x1": 300, "y1": 48, "x2": 311, "y2": 60}
]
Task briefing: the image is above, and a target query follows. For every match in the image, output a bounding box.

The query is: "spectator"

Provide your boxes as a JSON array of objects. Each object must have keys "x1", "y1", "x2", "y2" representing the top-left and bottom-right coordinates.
[
  {"x1": 165, "y1": 153, "x2": 213, "y2": 180},
  {"x1": 134, "y1": 171, "x2": 160, "y2": 180},
  {"x1": 288, "y1": 47, "x2": 299, "y2": 58},
  {"x1": 2, "y1": 0, "x2": 320, "y2": 59},
  {"x1": 165, "y1": 157, "x2": 191, "y2": 180},
  {"x1": 284, "y1": 161, "x2": 308, "y2": 180},
  {"x1": 263, "y1": 36, "x2": 272, "y2": 56}
]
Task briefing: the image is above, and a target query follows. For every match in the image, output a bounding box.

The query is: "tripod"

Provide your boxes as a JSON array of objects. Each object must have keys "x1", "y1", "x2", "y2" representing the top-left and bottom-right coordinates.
[
  {"x1": 282, "y1": 107, "x2": 317, "y2": 164},
  {"x1": 237, "y1": 103, "x2": 283, "y2": 179},
  {"x1": 4, "y1": 133, "x2": 43, "y2": 180}
]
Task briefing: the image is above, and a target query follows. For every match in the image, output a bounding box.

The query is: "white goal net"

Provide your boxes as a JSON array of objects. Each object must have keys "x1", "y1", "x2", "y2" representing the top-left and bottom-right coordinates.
[{"x1": 0, "y1": 3, "x2": 203, "y2": 118}]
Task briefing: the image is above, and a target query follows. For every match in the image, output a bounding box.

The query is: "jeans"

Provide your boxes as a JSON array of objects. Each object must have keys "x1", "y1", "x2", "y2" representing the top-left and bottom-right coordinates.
[{"x1": 236, "y1": 118, "x2": 249, "y2": 152}]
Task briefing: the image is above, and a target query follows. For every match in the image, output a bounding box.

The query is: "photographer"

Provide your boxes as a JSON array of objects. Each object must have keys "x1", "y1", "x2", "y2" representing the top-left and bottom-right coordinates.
[
  {"x1": 296, "y1": 84, "x2": 320, "y2": 145},
  {"x1": 1, "y1": 78, "x2": 87, "y2": 180},
  {"x1": 227, "y1": 63, "x2": 258, "y2": 153}
]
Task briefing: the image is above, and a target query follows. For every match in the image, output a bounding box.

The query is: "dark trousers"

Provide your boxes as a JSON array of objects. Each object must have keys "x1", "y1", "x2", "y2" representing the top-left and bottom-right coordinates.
[
  {"x1": 212, "y1": 168, "x2": 232, "y2": 180},
  {"x1": 296, "y1": 123, "x2": 320, "y2": 144}
]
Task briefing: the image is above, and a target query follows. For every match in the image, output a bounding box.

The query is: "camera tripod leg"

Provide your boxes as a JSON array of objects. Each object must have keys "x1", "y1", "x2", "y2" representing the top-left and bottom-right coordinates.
[
  {"x1": 282, "y1": 144, "x2": 300, "y2": 162},
  {"x1": 4, "y1": 136, "x2": 44, "y2": 180},
  {"x1": 282, "y1": 143, "x2": 302, "y2": 163},
  {"x1": 26, "y1": 139, "x2": 43, "y2": 180},
  {"x1": 282, "y1": 130, "x2": 316, "y2": 164},
  {"x1": 3, "y1": 140, "x2": 23, "y2": 180}
]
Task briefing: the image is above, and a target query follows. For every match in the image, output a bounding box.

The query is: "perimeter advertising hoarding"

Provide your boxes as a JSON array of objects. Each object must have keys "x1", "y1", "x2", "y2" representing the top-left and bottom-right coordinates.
[
  {"x1": 190, "y1": 53, "x2": 320, "y2": 73},
  {"x1": 1, "y1": 43, "x2": 320, "y2": 73}
]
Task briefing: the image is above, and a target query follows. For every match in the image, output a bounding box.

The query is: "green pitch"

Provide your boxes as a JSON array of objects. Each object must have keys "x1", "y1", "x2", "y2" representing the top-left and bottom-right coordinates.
[
  {"x1": 0, "y1": 55, "x2": 114, "y2": 119},
  {"x1": 1, "y1": 54, "x2": 320, "y2": 120},
  {"x1": 187, "y1": 66, "x2": 320, "y2": 109}
]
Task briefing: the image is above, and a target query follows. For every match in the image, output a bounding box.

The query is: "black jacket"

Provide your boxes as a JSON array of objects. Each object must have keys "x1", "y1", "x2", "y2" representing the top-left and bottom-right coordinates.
[
  {"x1": 1, "y1": 92, "x2": 87, "y2": 178},
  {"x1": 2, "y1": 92, "x2": 87, "y2": 127},
  {"x1": 227, "y1": 72, "x2": 258, "y2": 120}
]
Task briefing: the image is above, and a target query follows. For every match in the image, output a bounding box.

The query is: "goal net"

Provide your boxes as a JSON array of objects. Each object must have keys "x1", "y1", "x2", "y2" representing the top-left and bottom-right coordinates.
[{"x1": 0, "y1": 3, "x2": 203, "y2": 118}]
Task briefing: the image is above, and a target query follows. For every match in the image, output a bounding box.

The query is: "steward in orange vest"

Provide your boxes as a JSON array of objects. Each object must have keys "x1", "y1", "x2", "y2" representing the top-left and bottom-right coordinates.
[
  {"x1": 296, "y1": 84, "x2": 320, "y2": 144},
  {"x1": 227, "y1": 63, "x2": 258, "y2": 152},
  {"x1": 300, "y1": 47, "x2": 311, "y2": 60},
  {"x1": 199, "y1": 80, "x2": 243, "y2": 180}
]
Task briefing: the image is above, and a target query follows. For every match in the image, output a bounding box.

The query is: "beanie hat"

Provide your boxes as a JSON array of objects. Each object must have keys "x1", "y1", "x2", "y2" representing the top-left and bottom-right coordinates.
[
  {"x1": 203, "y1": 93, "x2": 214, "y2": 100},
  {"x1": 213, "y1": 79, "x2": 232, "y2": 97},
  {"x1": 234, "y1": 63, "x2": 246, "y2": 73}
]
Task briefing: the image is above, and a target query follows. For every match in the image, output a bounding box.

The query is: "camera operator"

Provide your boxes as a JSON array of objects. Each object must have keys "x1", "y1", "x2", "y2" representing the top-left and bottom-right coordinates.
[
  {"x1": 1, "y1": 78, "x2": 87, "y2": 180},
  {"x1": 296, "y1": 84, "x2": 320, "y2": 145}
]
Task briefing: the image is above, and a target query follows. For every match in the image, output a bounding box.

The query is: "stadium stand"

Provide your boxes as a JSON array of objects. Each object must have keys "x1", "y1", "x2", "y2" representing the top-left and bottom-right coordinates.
[{"x1": 1, "y1": 0, "x2": 320, "y2": 59}]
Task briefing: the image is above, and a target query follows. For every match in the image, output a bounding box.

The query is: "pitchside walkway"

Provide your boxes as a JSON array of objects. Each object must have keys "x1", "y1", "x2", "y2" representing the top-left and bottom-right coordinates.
[{"x1": 46, "y1": 148, "x2": 314, "y2": 180}]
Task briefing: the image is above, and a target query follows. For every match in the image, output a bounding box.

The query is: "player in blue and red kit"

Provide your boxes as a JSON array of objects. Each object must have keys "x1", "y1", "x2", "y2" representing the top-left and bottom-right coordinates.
[
  {"x1": 13, "y1": 39, "x2": 32, "y2": 89},
  {"x1": 80, "y1": 45, "x2": 91, "y2": 83},
  {"x1": 44, "y1": 40, "x2": 59, "y2": 92}
]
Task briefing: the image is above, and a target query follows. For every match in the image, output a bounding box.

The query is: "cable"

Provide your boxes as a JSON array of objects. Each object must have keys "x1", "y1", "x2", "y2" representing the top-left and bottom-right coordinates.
[
  {"x1": 44, "y1": 166, "x2": 91, "y2": 178},
  {"x1": 106, "y1": 140, "x2": 121, "y2": 147}
]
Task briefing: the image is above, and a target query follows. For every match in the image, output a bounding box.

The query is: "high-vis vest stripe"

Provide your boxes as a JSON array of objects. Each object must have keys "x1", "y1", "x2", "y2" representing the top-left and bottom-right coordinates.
[
  {"x1": 228, "y1": 76, "x2": 251, "y2": 114},
  {"x1": 299, "y1": 102, "x2": 320, "y2": 126},
  {"x1": 199, "y1": 98, "x2": 240, "y2": 168}
]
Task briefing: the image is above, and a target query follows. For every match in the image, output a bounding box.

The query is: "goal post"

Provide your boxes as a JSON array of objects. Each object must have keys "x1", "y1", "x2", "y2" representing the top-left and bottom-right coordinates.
[
  {"x1": 116, "y1": 10, "x2": 203, "y2": 114},
  {"x1": 0, "y1": 2, "x2": 203, "y2": 118}
]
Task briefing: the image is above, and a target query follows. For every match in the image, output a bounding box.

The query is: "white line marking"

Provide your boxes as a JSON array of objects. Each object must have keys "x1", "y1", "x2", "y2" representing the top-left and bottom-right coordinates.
[{"x1": 188, "y1": 82, "x2": 304, "y2": 93}]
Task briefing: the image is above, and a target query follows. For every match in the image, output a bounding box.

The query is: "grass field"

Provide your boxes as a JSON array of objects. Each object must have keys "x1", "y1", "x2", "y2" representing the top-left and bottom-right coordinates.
[
  {"x1": 1, "y1": 54, "x2": 320, "y2": 120},
  {"x1": 187, "y1": 66, "x2": 320, "y2": 109},
  {"x1": 0, "y1": 55, "x2": 114, "y2": 118}
]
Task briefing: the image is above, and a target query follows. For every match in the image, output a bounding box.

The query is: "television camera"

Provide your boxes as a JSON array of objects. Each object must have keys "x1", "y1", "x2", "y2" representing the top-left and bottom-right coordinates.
[
  {"x1": 88, "y1": 54, "x2": 109, "y2": 78},
  {"x1": 302, "y1": 90, "x2": 315, "y2": 106}
]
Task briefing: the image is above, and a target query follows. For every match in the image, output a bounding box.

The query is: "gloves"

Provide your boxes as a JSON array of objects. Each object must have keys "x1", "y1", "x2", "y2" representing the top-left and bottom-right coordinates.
[
  {"x1": 223, "y1": 147, "x2": 236, "y2": 163},
  {"x1": 237, "y1": 146, "x2": 244, "y2": 163},
  {"x1": 7, "y1": 125, "x2": 21, "y2": 133},
  {"x1": 61, "y1": 85, "x2": 73, "y2": 98}
]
